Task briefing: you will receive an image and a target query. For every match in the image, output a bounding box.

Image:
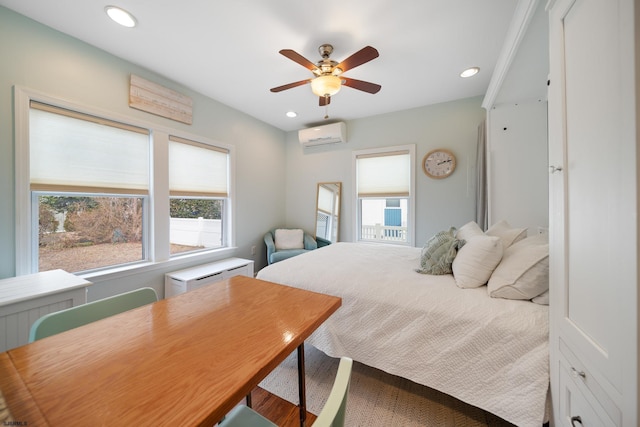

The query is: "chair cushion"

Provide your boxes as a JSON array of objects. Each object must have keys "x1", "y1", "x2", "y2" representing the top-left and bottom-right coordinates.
[
  {"x1": 275, "y1": 229, "x2": 304, "y2": 250},
  {"x1": 220, "y1": 404, "x2": 277, "y2": 427}
]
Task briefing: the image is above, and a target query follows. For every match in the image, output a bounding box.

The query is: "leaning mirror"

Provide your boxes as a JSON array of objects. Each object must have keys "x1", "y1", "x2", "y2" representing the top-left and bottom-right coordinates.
[{"x1": 315, "y1": 182, "x2": 341, "y2": 246}]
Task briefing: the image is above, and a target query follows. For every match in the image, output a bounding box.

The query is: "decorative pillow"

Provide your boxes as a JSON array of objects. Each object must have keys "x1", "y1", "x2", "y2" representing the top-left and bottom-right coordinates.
[
  {"x1": 488, "y1": 234, "x2": 549, "y2": 300},
  {"x1": 274, "y1": 229, "x2": 304, "y2": 250},
  {"x1": 532, "y1": 290, "x2": 549, "y2": 305},
  {"x1": 456, "y1": 221, "x2": 484, "y2": 242},
  {"x1": 452, "y1": 235, "x2": 503, "y2": 288},
  {"x1": 485, "y1": 220, "x2": 527, "y2": 249},
  {"x1": 415, "y1": 227, "x2": 463, "y2": 275}
]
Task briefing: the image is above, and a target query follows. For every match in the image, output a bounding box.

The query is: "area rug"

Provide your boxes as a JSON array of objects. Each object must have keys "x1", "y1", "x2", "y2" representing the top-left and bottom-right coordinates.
[{"x1": 259, "y1": 345, "x2": 515, "y2": 427}]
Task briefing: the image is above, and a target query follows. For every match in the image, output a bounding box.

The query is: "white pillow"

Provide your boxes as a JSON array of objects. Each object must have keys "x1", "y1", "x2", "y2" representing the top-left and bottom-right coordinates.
[
  {"x1": 274, "y1": 229, "x2": 304, "y2": 250},
  {"x1": 452, "y1": 235, "x2": 503, "y2": 288},
  {"x1": 532, "y1": 290, "x2": 549, "y2": 305},
  {"x1": 456, "y1": 221, "x2": 484, "y2": 242},
  {"x1": 488, "y1": 234, "x2": 549, "y2": 300},
  {"x1": 485, "y1": 220, "x2": 527, "y2": 249}
]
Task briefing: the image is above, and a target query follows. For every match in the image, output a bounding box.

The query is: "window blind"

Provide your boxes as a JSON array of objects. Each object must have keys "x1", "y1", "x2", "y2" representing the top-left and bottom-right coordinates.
[
  {"x1": 168, "y1": 135, "x2": 229, "y2": 197},
  {"x1": 356, "y1": 150, "x2": 411, "y2": 197},
  {"x1": 29, "y1": 102, "x2": 150, "y2": 194}
]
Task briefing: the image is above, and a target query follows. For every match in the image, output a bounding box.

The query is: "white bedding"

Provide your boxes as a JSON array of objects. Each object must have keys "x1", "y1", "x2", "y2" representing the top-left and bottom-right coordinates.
[{"x1": 257, "y1": 242, "x2": 549, "y2": 427}]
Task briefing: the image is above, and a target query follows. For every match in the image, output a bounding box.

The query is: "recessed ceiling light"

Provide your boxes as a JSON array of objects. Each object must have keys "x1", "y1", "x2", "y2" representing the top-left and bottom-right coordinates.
[
  {"x1": 460, "y1": 67, "x2": 480, "y2": 78},
  {"x1": 286, "y1": 111, "x2": 297, "y2": 118},
  {"x1": 105, "y1": 6, "x2": 137, "y2": 28}
]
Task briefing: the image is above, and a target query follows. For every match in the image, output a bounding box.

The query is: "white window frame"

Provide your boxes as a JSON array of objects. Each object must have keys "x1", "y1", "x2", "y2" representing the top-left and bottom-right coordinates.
[
  {"x1": 14, "y1": 86, "x2": 236, "y2": 277},
  {"x1": 168, "y1": 134, "x2": 231, "y2": 256},
  {"x1": 352, "y1": 144, "x2": 416, "y2": 246}
]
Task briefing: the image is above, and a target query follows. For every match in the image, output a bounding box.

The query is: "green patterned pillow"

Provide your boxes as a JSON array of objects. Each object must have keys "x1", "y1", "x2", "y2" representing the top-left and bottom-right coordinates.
[{"x1": 416, "y1": 227, "x2": 465, "y2": 275}]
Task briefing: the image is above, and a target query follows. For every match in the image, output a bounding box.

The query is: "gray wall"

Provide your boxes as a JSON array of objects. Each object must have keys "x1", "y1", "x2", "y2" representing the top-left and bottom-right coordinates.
[
  {"x1": 0, "y1": 7, "x2": 285, "y2": 298},
  {"x1": 284, "y1": 96, "x2": 486, "y2": 246}
]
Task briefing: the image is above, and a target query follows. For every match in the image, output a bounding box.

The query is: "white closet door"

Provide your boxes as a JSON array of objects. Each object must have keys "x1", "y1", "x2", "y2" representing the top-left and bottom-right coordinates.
[{"x1": 548, "y1": 0, "x2": 637, "y2": 425}]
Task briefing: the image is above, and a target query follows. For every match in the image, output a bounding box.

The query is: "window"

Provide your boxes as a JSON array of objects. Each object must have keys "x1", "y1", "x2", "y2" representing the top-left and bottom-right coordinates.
[
  {"x1": 15, "y1": 88, "x2": 235, "y2": 275},
  {"x1": 168, "y1": 136, "x2": 229, "y2": 255},
  {"x1": 353, "y1": 145, "x2": 415, "y2": 245},
  {"x1": 36, "y1": 194, "x2": 146, "y2": 272},
  {"x1": 29, "y1": 101, "x2": 149, "y2": 273}
]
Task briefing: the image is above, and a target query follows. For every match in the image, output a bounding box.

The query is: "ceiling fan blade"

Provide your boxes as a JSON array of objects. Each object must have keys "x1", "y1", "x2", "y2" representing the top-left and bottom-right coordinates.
[
  {"x1": 319, "y1": 95, "x2": 331, "y2": 106},
  {"x1": 336, "y1": 46, "x2": 379, "y2": 73},
  {"x1": 270, "y1": 79, "x2": 312, "y2": 93},
  {"x1": 279, "y1": 49, "x2": 319, "y2": 72},
  {"x1": 342, "y1": 77, "x2": 382, "y2": 94}
]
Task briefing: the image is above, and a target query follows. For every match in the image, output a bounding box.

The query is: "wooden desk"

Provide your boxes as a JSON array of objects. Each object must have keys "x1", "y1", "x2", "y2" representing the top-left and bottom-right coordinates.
[{"x1": 3, "y1": 276, "x2": 341, "y2": 426}]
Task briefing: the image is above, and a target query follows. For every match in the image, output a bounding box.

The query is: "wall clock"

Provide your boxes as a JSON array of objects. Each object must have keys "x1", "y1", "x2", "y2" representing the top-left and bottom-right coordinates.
[{"x1": 422, "y1": 149, "x2": 456, "y2": 179}]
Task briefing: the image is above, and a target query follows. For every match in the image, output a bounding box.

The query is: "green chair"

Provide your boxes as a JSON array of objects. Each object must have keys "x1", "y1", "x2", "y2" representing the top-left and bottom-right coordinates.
[
  {"x1": 219, "y1": 357, "x2": 353, "y2": 427},
  {"x1": 28, "y1": 287, "x2": 158, "y2": 342},
  {"x1": 264, "y1": 228, "x2": 318, "y2": 265}
]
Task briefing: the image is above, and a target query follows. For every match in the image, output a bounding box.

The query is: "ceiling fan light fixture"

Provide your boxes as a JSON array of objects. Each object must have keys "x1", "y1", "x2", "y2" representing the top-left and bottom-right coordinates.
[
  {"x1": 460, "y1": 67, "x2": 480, "y2": 78},
  {"x1": 311, "y1": 75, "x2": 342, "y2": 97},
  {"x1": 105, "y1": 6, "x2": 137, "y2": 28}
]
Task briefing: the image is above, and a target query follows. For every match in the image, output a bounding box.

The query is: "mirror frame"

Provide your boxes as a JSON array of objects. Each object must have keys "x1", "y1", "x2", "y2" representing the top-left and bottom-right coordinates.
[{"x1": 315, "y1": 182, "x2": 341, "y2": 245}]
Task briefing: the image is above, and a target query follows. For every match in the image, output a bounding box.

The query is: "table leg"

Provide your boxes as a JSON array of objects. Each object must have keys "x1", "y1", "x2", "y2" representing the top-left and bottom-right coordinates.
[{"x1": 297, "y1": 343, "x2": 306, "y2": 427}]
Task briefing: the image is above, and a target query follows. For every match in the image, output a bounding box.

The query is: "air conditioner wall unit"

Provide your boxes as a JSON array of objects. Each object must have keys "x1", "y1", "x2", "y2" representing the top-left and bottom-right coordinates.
[{"x1": 298, "y1": 122, "x2": 347, "y2": 147}]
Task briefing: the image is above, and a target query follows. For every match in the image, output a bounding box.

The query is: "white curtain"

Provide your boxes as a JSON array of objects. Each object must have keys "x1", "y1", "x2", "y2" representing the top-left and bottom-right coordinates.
[
  {"x1": 356, "y1": 150, "x2": 411, "y2": 197},
  {"x1": 168, "y1": 135, "x2": 229, "y2": 197},
  {"x1": 29, "y1": 103, "x2": 149, "y2": 194}
]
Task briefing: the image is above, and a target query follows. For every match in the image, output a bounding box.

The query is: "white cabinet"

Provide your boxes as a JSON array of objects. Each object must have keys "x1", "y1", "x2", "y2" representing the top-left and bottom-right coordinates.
[
  {"x1": 0, "y1": 269, "x2": 91, "y2": 352},
  {"x1": 164, "y1": 258, "x2": 254, "y2": 297},
  {"x1": 547, "y1": 0, "x2": 638, "y2": 425}
]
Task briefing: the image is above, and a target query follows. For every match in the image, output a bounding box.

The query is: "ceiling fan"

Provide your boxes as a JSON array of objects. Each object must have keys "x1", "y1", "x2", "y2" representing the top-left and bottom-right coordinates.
[{"x1": 270, "y1": 44, "x2": 381, "y2": 107}]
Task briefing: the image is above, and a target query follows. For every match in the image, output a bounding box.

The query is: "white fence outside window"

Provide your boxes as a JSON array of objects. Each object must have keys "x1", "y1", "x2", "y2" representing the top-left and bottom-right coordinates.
[
  {"x1": 170, "y1": 218, "x2": 222, "y2": 248},
  {"x1": 360, "y1": 224, "x2": 408, "y2": 242}
]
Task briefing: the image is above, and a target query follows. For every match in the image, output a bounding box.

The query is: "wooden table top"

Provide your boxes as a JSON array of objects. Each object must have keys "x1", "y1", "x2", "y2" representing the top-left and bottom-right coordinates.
[
  {"x1": 5, "y1": 276, "x2": 341, "y2": 426},
  {"x1": 0, "y1": 352, "x2": 47, "y2": 425}
]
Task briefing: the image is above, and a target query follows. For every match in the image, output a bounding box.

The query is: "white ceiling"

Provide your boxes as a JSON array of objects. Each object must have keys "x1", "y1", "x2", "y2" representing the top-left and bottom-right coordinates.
[{"x1": 0, "y1": 0, "x2": 520, "y2": 131}]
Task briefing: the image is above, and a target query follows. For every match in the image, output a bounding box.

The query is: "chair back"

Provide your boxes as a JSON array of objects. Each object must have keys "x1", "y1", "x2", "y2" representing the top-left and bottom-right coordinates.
[
  {"x1": 219, "y1": 356, "x2": 353, "y2": 427},
  {"x1": 29, "y1": 287, "x2": 158, "y2": 342},
  {"x1": 312, "y1": 357, "x2": 353, "y2": 427}
]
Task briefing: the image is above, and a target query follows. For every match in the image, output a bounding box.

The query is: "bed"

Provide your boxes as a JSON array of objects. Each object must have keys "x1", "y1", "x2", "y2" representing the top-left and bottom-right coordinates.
[{"x1": 256, "y1": 232, "x2": 549, "y2": 427}]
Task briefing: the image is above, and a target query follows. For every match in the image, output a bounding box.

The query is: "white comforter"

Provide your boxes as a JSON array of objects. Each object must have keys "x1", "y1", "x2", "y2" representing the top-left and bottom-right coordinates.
[{"x1": 257, "y1": 242, "x2": 549, "y2": 427}]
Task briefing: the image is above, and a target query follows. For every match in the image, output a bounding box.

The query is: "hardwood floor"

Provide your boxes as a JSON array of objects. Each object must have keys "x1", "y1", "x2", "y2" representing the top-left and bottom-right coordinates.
[{"x1": 249, "y1": 387, "x2": 317, "y2": 427}]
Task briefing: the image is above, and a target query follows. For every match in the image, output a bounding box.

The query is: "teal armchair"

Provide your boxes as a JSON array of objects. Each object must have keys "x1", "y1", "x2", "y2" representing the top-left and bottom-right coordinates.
[
  {"x1": 316, "y1": 236, "x2": 332, "y2": 248},
  {"x1": 264, "y1": 228, "x2": 317, "y2": 265}
]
